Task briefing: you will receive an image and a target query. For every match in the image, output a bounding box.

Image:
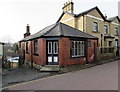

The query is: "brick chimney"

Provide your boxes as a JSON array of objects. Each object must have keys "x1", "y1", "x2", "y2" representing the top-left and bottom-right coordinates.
[
  {"x1": 62, "y1": 0, "x2": 74, "y2": 13},
  {"x1": 24, "y1": 24, "x2": 31, "y2": 38}
]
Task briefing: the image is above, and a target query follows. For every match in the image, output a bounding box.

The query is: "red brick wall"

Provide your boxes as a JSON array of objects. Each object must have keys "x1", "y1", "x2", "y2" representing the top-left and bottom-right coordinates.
[
  {"x1": 20, "y1": 37, "x2": 98, "y2": 67},
  {"x1": 87, "y1": 39, "x2": 98, "y2": 62},
  {"x1": 20, "y1": 38, "x2": 46, "y2": 66},
  {"x1": 25, "y1": 41, "x2": 31, "y2": 62},
  {"x1": 59, "y1": 37, "x2": 87, "y2": 66},
  {"x1": 32, "y1": 38, "x2": 46, "y2": 65}
]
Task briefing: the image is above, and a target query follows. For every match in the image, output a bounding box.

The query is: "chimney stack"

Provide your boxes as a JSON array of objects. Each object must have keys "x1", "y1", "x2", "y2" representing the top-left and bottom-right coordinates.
[
  {"x1": 62, "y1": 0, "x2": 74, "y2": 13},
  {"x1": 24, "y1": 24, "x2": 31, "y2": 38},
  {"x1": 104, "y1": 13, "x2": 107, "y2": 19}
]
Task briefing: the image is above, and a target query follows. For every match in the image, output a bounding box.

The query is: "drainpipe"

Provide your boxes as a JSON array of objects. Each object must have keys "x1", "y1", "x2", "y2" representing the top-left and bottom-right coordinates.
[{"x1": 86, "y1": 40, "x2": 88, "y2": 64}]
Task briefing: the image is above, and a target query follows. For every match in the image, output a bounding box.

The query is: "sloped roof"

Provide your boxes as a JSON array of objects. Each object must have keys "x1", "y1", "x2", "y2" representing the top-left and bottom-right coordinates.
[
  {"x1": 20, "y1": 22, "x2": 98, "y2": 42},
  {"x1": 108, "y1": 16, "x2": 120, "y2": 22},
  {"x1": 56, "y1": 11, "x2": 76, "y2": 23},
  {"x1": 57, "y1": 6, "x2": 109, "y2": 23},
  {"x1": 76, "y1": 6, "x2": 106, "y2": 20},
  {"x1": 57, "y1": 6, "x2": 120, "y2": 23}
]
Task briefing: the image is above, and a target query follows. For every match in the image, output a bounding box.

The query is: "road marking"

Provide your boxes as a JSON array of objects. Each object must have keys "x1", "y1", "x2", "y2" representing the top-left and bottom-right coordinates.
[{"x1": 1, "y1": 60, "x2": 118, "y2": 90}]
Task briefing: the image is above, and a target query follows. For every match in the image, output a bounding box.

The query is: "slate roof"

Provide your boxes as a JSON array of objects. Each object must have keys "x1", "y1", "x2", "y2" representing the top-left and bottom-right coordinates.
[
  {"x1": 20, "y1": 22, "x2": 98, "y2": 42},
  {"x1": 57, "y1": 6, "x2": 108, "y2": 22},
  {"x1": 108, "y1": 16, "x2": 120, "y2": 22},
  {"x1": 57, "y1": 6, "x2": 120, "y2": 23}
]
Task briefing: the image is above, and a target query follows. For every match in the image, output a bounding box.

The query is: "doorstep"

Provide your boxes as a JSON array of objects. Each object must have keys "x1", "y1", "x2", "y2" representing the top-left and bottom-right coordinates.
[{"x1": 40, "y1": 65, "x2": 60, "y2": 72}]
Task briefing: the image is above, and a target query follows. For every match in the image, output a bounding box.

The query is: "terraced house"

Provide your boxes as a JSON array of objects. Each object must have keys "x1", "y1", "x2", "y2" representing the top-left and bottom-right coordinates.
[{"x1": 57, "y1": 1, "x2": 120, "y2": 60}]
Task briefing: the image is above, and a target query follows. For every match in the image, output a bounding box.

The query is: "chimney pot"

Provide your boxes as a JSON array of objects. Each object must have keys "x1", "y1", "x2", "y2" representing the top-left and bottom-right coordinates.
[{"x1": 24, "y1": 24, "x2": 31, "y2": 38}]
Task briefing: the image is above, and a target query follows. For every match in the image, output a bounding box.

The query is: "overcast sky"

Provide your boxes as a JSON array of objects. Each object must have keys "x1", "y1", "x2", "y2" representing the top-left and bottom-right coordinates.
[{"x1": 0, "y1": 0, "x2": 119, "y2": 43}]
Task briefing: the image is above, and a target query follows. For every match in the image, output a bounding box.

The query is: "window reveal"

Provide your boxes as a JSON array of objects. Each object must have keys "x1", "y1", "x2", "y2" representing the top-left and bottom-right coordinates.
[
  {"x1": 53, "y1": 42, "x2": 58, "y2": 54},
  {"x1": 48, "y1": 42, "x2": 52, "y2": 54},
  {"x1": 34, "y1": 40, "x2": 38, "y2": 54},
  {"x1": 104, "y1": 25, "x2": 108, "y2": 34},
  {"x1": 71, "y1": 41, "x2": 85, "y2": 57},
  {"x1": 93, "y1": 22, "x2": 98, "y2": 32},
  {"x1": 26, "y1": 42, "x2": 28, "y2": 53}
]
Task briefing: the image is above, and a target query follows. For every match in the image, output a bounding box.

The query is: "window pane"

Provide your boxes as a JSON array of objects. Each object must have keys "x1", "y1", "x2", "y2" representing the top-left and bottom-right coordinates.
[
  {"x1": 82, "y1": 41, "x2": 84, "y2": 55},
  {"x1": 104, "y1": 25, "x2": 108, "y2": 34},
  {"x1": 78, "y1": 41, "x2": 81, "y2": 55},
  {"x1": 93, "y1": 22, "x2": 98, "y2": 32},
  {"x1": 48, "y1": 42, "x2": 52, "y2": 54},
  {"x1": 34, "y1": 40, "x2": 38, "y2": 54},
  {"x1": 115, "y1": 28, "x2": 118, "y2": 35},
  {"x1": 71, "y1": 41, "x2": 74, "y2": 56},
  {"x1": 54, "y1": 42, "x2": 58, "y2": 54},
  {"x1": 71, "y1": 41, "x2": 85, "y2": 57},
  {"x1": 26, "y1": 42, "x2": 28, "y2": 53},
  {"x1": 75, "y1": 41, "x2": 77, "y2": 56}
]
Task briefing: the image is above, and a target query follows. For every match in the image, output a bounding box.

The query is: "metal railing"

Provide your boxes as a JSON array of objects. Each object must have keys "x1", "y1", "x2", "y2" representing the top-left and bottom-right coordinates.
[{"x1": 100, "y1": 47, "x2": 114, "y2": 54}]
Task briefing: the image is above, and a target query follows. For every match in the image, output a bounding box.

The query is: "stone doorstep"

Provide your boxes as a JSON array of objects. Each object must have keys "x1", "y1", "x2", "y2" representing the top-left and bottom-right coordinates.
[{"x1": 40, "y1": 65, "x2": 60, "y2": 72}]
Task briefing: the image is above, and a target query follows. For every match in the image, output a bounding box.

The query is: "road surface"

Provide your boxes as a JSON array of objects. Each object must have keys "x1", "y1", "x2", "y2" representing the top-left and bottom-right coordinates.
[{"x1": 3, "y1": 61, "x2": 119, "y2": 90}]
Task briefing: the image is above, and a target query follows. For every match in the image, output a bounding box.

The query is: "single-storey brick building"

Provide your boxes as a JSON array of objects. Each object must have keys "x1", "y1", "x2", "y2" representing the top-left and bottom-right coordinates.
[{"x1": 19, "y1": 22, "x2": 98, "y2": 68}]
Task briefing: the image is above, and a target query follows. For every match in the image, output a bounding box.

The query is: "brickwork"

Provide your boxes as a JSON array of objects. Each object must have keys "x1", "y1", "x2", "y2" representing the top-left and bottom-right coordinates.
[{"x1": 20, "y1": 37, "x2": 97, "y2": 67}]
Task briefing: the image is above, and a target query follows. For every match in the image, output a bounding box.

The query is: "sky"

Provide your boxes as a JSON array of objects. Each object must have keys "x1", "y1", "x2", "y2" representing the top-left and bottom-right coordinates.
[{"x1": 0, "y1": 0, "x2": 120, "y2": 43}]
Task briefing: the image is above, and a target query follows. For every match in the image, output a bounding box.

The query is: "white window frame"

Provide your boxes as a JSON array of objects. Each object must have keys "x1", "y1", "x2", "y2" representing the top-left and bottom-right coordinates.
[
  {"x1": 93, "y1": 22, "x2": 98, "y2": 32},
  {"x1": 53, "y1": 42, "x2": 58, "y2": 54},
  {"x1": 48, "y1": 42, "x2": 52, "y2": 54},
  {"x1": 104, "y1": 25, "x2": 108, "y2": 34},
  {"x1": 26, "y1": 42, "x2": 28, "y2": 53},
  {"x1": 71, "y1": 41, "x2": 85, "y2": 57},
  {"x1": 115, "y1": 27, "x2": 119, "y2": 36},
  {"x1": 34, "y1": 40, "x2": 38, "y2": 54}
]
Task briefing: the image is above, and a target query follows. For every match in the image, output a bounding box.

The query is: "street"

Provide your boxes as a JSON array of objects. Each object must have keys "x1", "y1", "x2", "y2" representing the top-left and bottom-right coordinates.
[{"x1": 3, "y1": 61, "x2": 119, "y2": 90}]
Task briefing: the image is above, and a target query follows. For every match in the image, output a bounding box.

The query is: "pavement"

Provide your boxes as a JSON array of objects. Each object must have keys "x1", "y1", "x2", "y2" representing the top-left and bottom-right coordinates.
[
  {"x1": 3, "y1": 60, "x2": 119, "y2": 90},
  {"x1": 2, "y1": 65, "x2": 58, "y2": 88}
]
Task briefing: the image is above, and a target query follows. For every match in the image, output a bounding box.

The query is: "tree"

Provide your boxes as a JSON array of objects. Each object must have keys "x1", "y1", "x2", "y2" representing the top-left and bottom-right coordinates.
[{"x1": 13, "y1": 43, "x2": 19, "y2": 53}]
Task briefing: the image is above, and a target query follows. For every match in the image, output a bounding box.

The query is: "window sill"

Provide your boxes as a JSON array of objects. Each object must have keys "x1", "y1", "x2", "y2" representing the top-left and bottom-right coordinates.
[
  {"x1": 33, "y1": 53, "x2": 39, "y2": 56},
  {"x1": 114, "y1": 34, "x2": 119, "y2": 36},
  {"x1": 104, "y1": 34, "x2": 110, "y2": 35},
  {"x1": 71, "y1": 55, "x2": 85, "y2": 58},
  {"x1": 92, "y1": 31, "x2": 99, "y2": 33}
]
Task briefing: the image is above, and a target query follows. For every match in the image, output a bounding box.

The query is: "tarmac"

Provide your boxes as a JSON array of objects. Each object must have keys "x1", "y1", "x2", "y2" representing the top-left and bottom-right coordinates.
[
  {"x1": 2, "y1": 65, "x2": 58, "y2": 88},
  {"x1": 2, "y1": 57, "x2": 120, "y2": 88}
]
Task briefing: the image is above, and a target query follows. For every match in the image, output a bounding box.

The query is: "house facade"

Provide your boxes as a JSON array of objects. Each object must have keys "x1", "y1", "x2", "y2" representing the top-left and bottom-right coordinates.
[
  {"x1": 19, "y1": 23, "x2": 98, "y2": 68},
  {"x1": 57, "y1": 1, "x2": 120, "y2": 60}
]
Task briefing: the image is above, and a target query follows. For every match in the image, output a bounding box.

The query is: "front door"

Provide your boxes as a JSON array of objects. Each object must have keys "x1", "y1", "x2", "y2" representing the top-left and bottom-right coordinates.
[{"x1": 47, "y1": 41, "x2": 58, "y2": 65}]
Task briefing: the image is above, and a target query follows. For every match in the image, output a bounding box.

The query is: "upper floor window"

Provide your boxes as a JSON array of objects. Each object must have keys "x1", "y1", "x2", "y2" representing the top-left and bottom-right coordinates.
[
  {"x1": 93, "y1": 22, "x2": 98, "y2": 32},
  {"x1": 104, "y1": 25, "x2": 108, "y2": 34},
  {"x1": 26, "y1": 42, "x2": 28, "y2": 53},
  {"x1": 34, "y1": 40, "x2": 38, "y2": 54},
  {"x1": 71, "y1": 41, "x2": 85, "y2": 57},
  {"x1": 115, "y1": 27, "x2": 119, "y2": 36}
]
